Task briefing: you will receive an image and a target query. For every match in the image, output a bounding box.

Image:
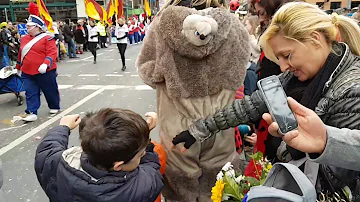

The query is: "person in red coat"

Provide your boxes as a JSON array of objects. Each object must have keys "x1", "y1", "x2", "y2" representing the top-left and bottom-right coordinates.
[{"x1": 16, "y1": 13, "x2": 60, "y2": 122}]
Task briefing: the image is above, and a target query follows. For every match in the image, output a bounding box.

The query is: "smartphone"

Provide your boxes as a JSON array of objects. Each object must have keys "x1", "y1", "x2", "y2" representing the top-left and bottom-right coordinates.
[{"x1": 257, "y1": 76, "x2": 298, "y2": 135}]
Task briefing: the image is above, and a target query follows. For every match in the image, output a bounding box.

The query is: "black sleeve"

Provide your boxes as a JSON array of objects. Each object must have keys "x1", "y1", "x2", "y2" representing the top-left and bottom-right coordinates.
[{"x1": 117, "y1": 32, "x2": 128, "y2": 40}]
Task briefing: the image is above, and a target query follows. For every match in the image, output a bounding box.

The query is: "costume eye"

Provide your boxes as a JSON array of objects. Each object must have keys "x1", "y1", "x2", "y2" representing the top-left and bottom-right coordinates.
[{"x1": 195, "y1": 31, "x2": 200, "y2": 36}]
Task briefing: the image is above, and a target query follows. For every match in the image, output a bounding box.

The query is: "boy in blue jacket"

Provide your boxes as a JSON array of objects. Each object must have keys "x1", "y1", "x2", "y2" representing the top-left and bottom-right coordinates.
[{"x1": 34, "y1": 108, "x2": 163, "y2": 202}]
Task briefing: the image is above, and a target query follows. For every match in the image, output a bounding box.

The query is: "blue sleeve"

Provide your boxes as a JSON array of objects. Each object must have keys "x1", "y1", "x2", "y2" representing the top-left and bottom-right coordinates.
[
  {"x1": 34, "y1": 126, "x2": 70, "y2": 194},
  {"x1": 137, "y1": 152, "x2": 164, "y2": 201}
]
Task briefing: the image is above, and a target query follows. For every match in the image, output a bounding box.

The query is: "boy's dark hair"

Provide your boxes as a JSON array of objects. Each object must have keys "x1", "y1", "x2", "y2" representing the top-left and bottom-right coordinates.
[{"x1": 80, "y1": 108, "x2": 150, "y2": 170}]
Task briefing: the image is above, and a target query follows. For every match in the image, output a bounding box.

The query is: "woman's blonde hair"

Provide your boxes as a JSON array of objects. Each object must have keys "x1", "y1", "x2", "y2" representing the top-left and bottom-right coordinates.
[
  {"x1": 245, "y1": 15, "x2": 260, "y2": 36},
  {"x1": 259, "y1": 2, "x2": 360, "y2": 63}
]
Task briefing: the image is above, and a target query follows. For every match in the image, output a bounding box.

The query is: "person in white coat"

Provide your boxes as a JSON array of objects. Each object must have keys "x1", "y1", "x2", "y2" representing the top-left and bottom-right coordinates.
[
  {"x1": 115, "y1": 18, "x2": 129, "y2": 71},
  {"x1": 87, "y1": 20, "x2": 99, "y2": 64}
]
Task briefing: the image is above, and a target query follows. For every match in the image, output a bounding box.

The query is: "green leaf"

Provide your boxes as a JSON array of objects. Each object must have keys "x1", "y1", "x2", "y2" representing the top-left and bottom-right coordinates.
[
  {"x1": 223, "y1": 175, "x2": 243, "y2": 201},
  {"x1": 244, "y1": 176, "x2": 260, "y2": 187},
  {"x1": 248, "y1": 152, "x2": 264, "y2": 161}
]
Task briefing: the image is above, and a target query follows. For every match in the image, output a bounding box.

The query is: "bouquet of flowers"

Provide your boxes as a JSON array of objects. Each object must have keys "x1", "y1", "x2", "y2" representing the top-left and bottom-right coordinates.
[{"x1": 211, "y1": 152, "x2": 272, "y2": 202}]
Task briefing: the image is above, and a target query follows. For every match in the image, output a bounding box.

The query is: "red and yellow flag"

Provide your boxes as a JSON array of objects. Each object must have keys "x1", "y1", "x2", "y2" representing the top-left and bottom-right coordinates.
[
  {"x1": 106, "y1": 0, "x2": 115, "y2": 24},
  {"x1": 114, "y1": 0, "x2": 124, "y2": 18},
  {"x1": 144, "y1": 0, "x2": 151, "y2": 17},
  {"x1": 84, "y1": 0, "x2": 107, "y2": 23},
  {"x1": 36, "y1": 0, "x2": 54, "y2": 32}
]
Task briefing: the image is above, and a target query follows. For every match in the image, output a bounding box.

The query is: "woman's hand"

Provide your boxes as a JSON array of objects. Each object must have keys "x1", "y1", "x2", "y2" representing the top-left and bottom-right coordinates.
[
  {"x1": 245, "y1": 133, "x2": 257, "y2": 146},
  {"x1": 262, "y1": 97, "x2": 327, "y2": 154}
]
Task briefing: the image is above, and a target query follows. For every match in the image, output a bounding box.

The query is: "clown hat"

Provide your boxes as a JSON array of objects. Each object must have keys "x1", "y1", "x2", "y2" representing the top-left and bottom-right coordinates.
[{"x1": 26, "y1": 2, "x2": 45, "y2": 29}]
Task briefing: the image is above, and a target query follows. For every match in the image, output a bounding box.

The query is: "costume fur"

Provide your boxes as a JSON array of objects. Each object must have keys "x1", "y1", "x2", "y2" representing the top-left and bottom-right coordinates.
[{"x1": 137, "y1": 5, "x2": 250, "y2": 202}]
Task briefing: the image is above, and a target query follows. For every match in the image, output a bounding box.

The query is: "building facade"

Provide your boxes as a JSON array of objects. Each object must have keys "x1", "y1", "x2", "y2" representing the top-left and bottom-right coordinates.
[{"x1": 306, "y1": 0, "x2": 360, "y2": 10}]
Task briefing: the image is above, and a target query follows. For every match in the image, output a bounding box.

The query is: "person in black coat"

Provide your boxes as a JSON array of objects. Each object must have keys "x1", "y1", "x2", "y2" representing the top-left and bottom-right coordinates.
[
  {"x1": 74, "y1": 21, "x2": 86, "y2": 54},
  {"x1": 34, "y1": 109, "x2": 163, "y2": 202}
]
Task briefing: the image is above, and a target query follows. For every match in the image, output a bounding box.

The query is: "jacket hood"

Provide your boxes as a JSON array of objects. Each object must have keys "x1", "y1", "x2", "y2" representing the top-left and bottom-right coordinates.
[{"x1": 58, "y1": 147, "x2": 140, "y2": 201}]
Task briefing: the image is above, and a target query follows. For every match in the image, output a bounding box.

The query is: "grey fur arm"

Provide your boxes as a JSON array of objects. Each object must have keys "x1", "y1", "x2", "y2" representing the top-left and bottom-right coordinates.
[{"x1": 189, "y1": 90, "x2": 268, "y2": 142}]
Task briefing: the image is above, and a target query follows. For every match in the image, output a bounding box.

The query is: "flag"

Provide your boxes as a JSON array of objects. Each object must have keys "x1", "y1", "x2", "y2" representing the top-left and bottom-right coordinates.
[
  {"x1": 114, "y1": 0, "x2": 124, "y2": 18},
  {"x1": 144, "y1": 0, "x2": 151, "y2": 17},
  {"x1": 106, "y1": 0, "x2": 115, "y2": 24},
  {"x1": 84, "y1": 0, "x2": 107, "y2": 23},
  {"x1": 35, "y1": 0, "x2": 54, "y2": 32}
]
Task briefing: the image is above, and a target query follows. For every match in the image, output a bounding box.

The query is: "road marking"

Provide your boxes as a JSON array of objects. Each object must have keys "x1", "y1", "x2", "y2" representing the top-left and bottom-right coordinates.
[
  {"x1": 81, "y1": 53, "x2": 104, "y2": 61},
  {"x1": 0, "y1": 87, "x2": 107, "y2": 156},
  {"x1": 58, "y1": 85, "x2": 73, "y2": 89},
  {"x1": 76, "y1": 85, "x2": 103, "y2": 90},
  {"x1": 130, "y1": 75, "x2": 139, "y2": 77},
  {"x1": 119, "y1": 59, "x2": 132, "y2": 61},
  {"x1": 78, "y1": 74, "x2": 99, "y2": 77},
  {"x1": 135, "y1": 85, "x2": 153, "y2": 90},
  {"x1": 66, "y1": 60, "x2": 80, "y2": 63},
  {"x1": 105, "y1": 74, "x2": 123, "y2": 77},
  {"x1": 58, "y1": 74, "x2": 71, "y2": 77},
  {"x1": 0, "y1": 124, "x2": 26, "y2": 132}
]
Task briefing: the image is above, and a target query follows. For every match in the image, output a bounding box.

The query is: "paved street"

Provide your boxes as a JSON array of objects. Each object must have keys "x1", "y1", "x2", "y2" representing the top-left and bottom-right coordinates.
[{"x1": 0, "y1": 44, "x2": 159, "y2": 202}]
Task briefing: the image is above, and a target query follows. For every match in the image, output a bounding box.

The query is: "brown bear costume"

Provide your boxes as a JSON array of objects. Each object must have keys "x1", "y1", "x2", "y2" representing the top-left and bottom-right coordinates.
[{"x1": 137, "y1": 5, "x2": 250, "y2": 202}]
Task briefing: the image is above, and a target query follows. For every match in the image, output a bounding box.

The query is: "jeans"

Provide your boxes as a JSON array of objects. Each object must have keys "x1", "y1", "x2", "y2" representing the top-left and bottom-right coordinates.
[
  {"x1": 128, "y1": 34, "x2": 134, "y2": 44},
  {"x1": 134, "y1": 32, "x2": 140, "y2": 44},
  {"x1": 67, "y1": 39, "x2": 77, "y2": 58}
]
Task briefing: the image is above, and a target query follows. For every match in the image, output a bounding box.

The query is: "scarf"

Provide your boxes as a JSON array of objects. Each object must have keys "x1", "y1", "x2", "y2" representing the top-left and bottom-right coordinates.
[
  {"x1": 285, "y1": 42, "x2": 344, "y2": 110},
  {"x1": 299, "y1": 43, "x2": 344, "y2": 110},
  {"x1": 283, "y1": 43, "x2": 344, "y2": 160}
]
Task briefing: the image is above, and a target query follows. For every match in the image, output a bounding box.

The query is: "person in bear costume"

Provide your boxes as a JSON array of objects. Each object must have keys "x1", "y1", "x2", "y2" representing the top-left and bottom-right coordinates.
[{"x1": 136, "y1": 0, "x2": 250, "y2": 201}]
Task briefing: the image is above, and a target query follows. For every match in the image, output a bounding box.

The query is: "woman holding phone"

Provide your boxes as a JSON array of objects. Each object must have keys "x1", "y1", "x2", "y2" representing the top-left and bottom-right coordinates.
[{"x1": 173, "y1": 2, "x2": 360, "y2": 200}]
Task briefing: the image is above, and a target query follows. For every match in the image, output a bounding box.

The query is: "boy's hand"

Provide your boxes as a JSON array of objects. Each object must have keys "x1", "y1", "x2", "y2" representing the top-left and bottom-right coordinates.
[
  {"x1": 245, "y1": 133, "x2": 257, "y2": 146},
  {"x1": 145, "y1": 112, "x2": 157, "y2": 131},
  {"x1": 60, "y1": 114, "x2": 81, "y2": 130}
]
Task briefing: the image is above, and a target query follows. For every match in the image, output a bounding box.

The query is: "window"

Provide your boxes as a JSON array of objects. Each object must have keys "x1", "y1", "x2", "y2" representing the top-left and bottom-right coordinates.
[
  {"x1": 330, "y1": 2, "x2": 341, "y2": 9},
  {"x1": 351, "y1": 1, "x2": 360, "y2": 8}
]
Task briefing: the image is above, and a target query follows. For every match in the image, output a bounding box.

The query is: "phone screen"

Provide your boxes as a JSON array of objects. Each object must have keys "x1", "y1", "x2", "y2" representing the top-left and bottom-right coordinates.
[{"x1": 259, "y1": 77, "x2": 298, "y2": 134}]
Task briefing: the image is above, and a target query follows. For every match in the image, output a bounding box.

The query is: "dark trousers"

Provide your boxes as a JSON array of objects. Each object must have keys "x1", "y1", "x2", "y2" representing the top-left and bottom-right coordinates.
[
  {"x1": 128, "y1": 34, "x2": 134, "y2": 44},
  {"x1": 117, "y1": 43, "x2": 127, "y2": 66},
  {"x1": 88, "y1": 42, "x2": 97, "y2": 61},
  {"x1": 100, "y1": 36, "x2": 107, "y2": 48},
  {"x1": 22, "y1": 69, "x2": 60, "y2": 115},
  {"x1": 134, "y1": 32, "x2": 140, "y2": 43}
]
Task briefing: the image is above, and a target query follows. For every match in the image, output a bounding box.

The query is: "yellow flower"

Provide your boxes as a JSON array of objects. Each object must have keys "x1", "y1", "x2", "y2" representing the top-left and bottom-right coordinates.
[
  {"x1": 266, "y1": 164, "x2": 272, "y2": 171},
  {"x1": 211, "y1": 180, "x2": 225, "y2": 202}
]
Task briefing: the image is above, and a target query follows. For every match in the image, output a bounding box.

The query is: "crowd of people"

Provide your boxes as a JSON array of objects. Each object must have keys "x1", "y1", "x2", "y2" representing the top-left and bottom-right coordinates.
[{"x1": 0, "y1": 0, "x2": 360, "y2": 201}]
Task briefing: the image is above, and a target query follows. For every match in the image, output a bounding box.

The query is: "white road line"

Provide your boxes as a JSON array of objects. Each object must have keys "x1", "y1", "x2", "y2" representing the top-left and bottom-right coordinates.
[
  {"x1": 58, "y1": 85, "x2": 73, "y2": 89},
  {"x1": 58, "y1": 74, "x2": 71, "y2": 77},
  {"x1": 135, "y1": 85, "x2": 153, "y2": 90},
  {"x1": 130, "y1": 75, "x2": 139, "y2": 77},
  {"x1": 105, "y1": 74, "x2": 123, "y2": 77},
  {"x1": 81, "y1": 56, "x2": 93, "y2": 60},
  {"x1": 119, "y1": 59, "x2": 132, "y2": 61},
  {"x1": 0, "y1": 87, "x2": 107, "y2": 156},
  {"x1": 78, "y1": 74, "x2": 99, "y2": 77},
  {"x1": 66, "y1": 60, "x2": 80, "y2": 63},
  {"x1": 0, "y1": 124, "x2": 27, "y2": 132},
  {"x1": 76, "y1": 85, "x2": 103, "y2": 90}
]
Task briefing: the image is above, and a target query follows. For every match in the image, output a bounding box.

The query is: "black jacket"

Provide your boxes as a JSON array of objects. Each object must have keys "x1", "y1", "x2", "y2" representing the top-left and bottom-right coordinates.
[
  {"x1": 35, "y1": 126, "x2": 164, "y2": 202},
  {"x1": 62, "y1": 24, "x2": 74, "y2": 43}
]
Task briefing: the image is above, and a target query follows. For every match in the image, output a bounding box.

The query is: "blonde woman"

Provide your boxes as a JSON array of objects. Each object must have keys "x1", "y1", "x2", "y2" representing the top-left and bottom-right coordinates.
[{"x1": 173, "y1": 2, "x2": 360, "y2": 200}]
